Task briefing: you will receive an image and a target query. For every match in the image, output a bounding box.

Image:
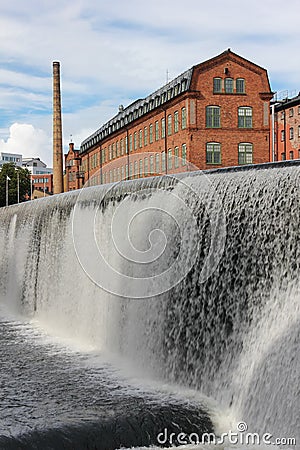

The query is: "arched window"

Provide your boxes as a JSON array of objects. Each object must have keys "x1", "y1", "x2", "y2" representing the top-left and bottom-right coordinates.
[
  {"x1": 181, "y1": 107, "x2": 187, "y2": 129},
  {"x1": 206, "y1": 106, "x2": 221, "y2": 128},
  {"x1": 206, "y1": 142, "x2": 221, "y2": 164},
  {"x1": 155, "y1": 153, "x2": 160, "y2": 173},
  {"x1": 213, "y1": 77, "x2": 222, "y2": 93},
  {"x1": 144, "y1": 157, "x2": 148, "y2": 175},
  {"x1": 225, "y1": 78, "x2": 233, "y2": 93},
  {"x1": 236, "y1": 78, "x2": 245, "y2": 93},
  {"x1": 168, "y1": 148, "x2": 172, "y2": 170},
  {"x1": 167, "y1": 114, "x2": 172, "y2": 135},
  {"x1": 181, "y1": 144, "x2": 187, "y2": 166},
  {"x1": 174, "y1": 111, "x2": 179, "y2": 132},
  {"x1": 238, "y1": 143, "x2": 253, "y2": 165},
  {"x1": 238, "y1": 107, "x2": 252, "y2": 128}
]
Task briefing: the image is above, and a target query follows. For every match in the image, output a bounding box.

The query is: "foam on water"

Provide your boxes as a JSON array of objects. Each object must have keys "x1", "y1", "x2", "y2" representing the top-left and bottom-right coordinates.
[{"x1": 0, "y1": 164, "x2": 299, "y2": 448}]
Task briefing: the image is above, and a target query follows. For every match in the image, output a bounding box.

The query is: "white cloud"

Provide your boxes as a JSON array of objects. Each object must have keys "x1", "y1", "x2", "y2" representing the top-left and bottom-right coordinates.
[
  {"x1": 0, "y1": 0, "x2": 300, "y2": 162},
  {"x1": 0, "y1": 123, "x2": 52, "y2": 167}
]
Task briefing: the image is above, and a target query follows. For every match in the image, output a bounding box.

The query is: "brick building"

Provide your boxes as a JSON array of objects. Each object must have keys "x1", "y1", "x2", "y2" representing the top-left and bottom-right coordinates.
[
  {"x1": 31, "y1": 174, "x2": 53, "y2": 197},
  {"x1": 64, "y1": 142, "x2": 84, "y2": 191},
  {"x1": 66, "y1": 49, "x2": 273, "y2": 188},
  {"x1": 271, "y1": 93, "x2": 300, "y2": 161}
]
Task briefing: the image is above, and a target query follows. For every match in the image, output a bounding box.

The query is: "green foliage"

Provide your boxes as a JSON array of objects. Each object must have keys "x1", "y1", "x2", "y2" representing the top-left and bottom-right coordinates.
[{"x1": 0, "y1": 163, "x2": 31, "y2": 207}]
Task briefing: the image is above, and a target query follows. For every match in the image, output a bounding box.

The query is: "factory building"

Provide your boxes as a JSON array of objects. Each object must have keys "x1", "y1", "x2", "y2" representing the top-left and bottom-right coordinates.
[
  {"x1": 271, "y1": 93, "x2": 300, "y2": 162},
  {"x1": 65, "y1": 49, "x2": 273, "y2": 187}
]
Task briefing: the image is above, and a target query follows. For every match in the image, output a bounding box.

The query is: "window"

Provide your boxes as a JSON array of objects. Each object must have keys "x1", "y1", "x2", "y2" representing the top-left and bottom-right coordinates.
[
  {"x1": 129, "y1": 135, "x2": 133, "y2": 152},
  {"x1": 149, "y1": 124, "x2": 153, "y2": 143},
  {"x1": 290, "y1": 151, "x2": 294, "y2": 160},
  {"x1": 167, "y1": 114, "x2": 172, "y2": 135},
  {"x1": 116, "y1": 141, "x2": 119, "y2": 157},
  {"x1": 134, "y1": 161, "x2": 138, "y2": 178},
  {"x1": 238, "y1": 143, "x2": 253, "y2": 165},
  {"x1": 206, "y1": 106, "x2": 220, "y2": 128},
  {"x1": 238, "y1": 107, "x2": 252, "y2": 128},
  {"x1": 139, "y1": 159, "x2": 143, "y2": 177},
  {"x1": 181, "y1": 107, "x2": 187, "y2": 129},
  {"x1": 298, "y1": 106, "x2": 300, "y2": 115},
  {"x1": 206, "y1": 143, "x2": 221, "y2": 164},
  {"x1": 120, "y1": 139, "x2": 124, "y2": 156},
  {"x1": 281, "y1": 111, "x2": 285, "y2": 120},
  {"x1": 182, "y1": 144, "x2": 187, "y2": 166},
  {"x1": 150, "y1": 155, "x2": 154, "y2": 174},
  {"x1": 213, "y1": 77, "x2": 222, "y2": 93},
  {"x1": 155, "y1": 153, "x2": 160, "y2": 173},
  {"x1": 139, "y1": 129, "x2": 143, "y2": 148},
  {"x1": 281, "y1": 130, "x2": 285, "y2": 141},
  {"x1": 125, "y1": 164, "x2": 128, "y2": 180},
  {"x1": 174, "y1": 146, "x2": 179, "y2": 168},
  {"x1": 125, "y1": 136, "x2": 128, "y2": 154},
  {"x1": 161, "y1": 152, "x2": 166, "y2": 172},
  {"x1": 134, "y1": 132, "x2": 137, "y2": 150},
  {"x1": 168, "y1": 149, "x2": 172, "y2": 170},
  {"x1": 174, "y1": 111, "x2": 179, "y2": 132},
  {"x1": 129, "y1": 162, "x2": 133, "y2": 179},
  {"x1": 109, "y1": 145, "x2": 112, "y2": 160},
  {"x1": 161, "y1": 118, "x2": 165, "y2": 138},
  {"x1": 144, "y1": 127, "x2": 148, "y2": 146},
  {"x1": 144, "y1": 157, "x2": 148, "y2": 175},
  {"x1": 289, "y1": 108, "x2": 294, "y2": 117},
  {"x1": 225, "y1": 78, "x2": 233, "y2": 93},
  {"x1": 101, "y1": 148, "x2": 106, "y2": 164},
  {"x1": 155, "y1": 121, "x2": 159, "y2": 141},
  {"x1": 112, "y1": 143, "x2": 115, "y2": 159},
  {"x1": 236, "y1": 78, "x2": 245, "y2": 93},
  {"x1": 298, "y1": 125, "x2": 300, "y2": 137},
  {"x1": 290, "y1": 127, "x2": 294, "y2": 140}
]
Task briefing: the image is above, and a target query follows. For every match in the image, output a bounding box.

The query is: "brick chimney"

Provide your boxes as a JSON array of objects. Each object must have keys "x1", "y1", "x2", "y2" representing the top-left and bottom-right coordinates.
[{"x1": 53, "y1": 61, "x2": 64, "y2": 194}]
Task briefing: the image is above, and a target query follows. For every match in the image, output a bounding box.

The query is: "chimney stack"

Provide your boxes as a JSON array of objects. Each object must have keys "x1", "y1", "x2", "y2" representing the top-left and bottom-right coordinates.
[{"x1": 52, "y1": 61, "x2": 64, "y2": 194}]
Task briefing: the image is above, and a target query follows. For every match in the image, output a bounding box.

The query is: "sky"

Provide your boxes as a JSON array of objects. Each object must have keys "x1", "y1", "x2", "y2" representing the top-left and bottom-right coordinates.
[{"x1": 0, "y1": 0, "x2": 300, "y2": 167}]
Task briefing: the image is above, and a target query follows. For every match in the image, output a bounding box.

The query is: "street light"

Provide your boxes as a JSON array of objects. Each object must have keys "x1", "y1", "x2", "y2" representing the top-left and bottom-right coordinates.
[
  {"x1": 6, "y1": 175, "x2": 10, "y2": 207},
  {"x1": 15, "y1": 168, "x2": 20, "y2": 204}
]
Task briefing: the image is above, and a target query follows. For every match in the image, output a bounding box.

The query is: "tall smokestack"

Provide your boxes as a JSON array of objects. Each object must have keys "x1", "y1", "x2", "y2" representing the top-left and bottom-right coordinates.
[{"x1": 53, "y1": 61, "x2": 64, "y2": 194}]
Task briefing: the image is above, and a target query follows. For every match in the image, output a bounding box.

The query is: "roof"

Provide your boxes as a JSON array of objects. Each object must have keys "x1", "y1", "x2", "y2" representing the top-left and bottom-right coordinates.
[
  {"x1": 79, "y1": 49, "x2": 270, "y2": 155},
  {"x1": 273, "y1": 93, "x2": 300, "y2": 111},
  {"x1": 80, "y1": 67, "x2": 193, "y2": 154}
]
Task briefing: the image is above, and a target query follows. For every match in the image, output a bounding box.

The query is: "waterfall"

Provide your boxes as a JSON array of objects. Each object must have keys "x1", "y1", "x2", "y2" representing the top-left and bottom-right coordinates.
[{"x1": 0, "y1": 163, "x2": 299, "y2": 448}]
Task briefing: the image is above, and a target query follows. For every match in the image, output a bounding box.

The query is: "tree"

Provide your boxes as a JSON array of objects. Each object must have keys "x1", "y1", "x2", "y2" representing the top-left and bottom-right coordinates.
[{"x1": 0, "y1": 163, "x2": 31, "y2": 207}]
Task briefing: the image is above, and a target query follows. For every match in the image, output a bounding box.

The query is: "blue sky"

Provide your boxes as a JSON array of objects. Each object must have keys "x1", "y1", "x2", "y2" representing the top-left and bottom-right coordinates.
[{"x1": 0, "y1": 0, "x2": 299, "y2": 166}]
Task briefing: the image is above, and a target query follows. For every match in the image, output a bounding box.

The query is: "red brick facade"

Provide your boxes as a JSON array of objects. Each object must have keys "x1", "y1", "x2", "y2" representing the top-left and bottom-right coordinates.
[
  {"x1": 31, "y1": 174, "x2": 53, "y2": 196},
  {"x1": 271, "y1": 94, "x2": 300, "y2": 161},
  {"x1": 65, "y1": 50, "x2": 273, "y2": 189},
  {"x1": 64, "y1": 143, "x2": 84, "y2": 190}
]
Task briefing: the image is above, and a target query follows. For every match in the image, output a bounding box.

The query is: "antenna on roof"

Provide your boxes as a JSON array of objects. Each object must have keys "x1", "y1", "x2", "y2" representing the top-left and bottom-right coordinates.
[
  {"x1": 166, "y1": 69, "x2": 169, "y2": 84},
  {"x1": 70, "y1": 134, "x2": 73, "y2": 143}
]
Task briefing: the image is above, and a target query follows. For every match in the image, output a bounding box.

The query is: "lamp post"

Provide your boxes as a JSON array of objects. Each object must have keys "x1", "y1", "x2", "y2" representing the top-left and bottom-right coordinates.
[
  {"x1": 16, "y1": 169, "x2": 20, "y2": 204},
  {"x1": 6, "y1": 175, "x2": 10, "y2": 207}
]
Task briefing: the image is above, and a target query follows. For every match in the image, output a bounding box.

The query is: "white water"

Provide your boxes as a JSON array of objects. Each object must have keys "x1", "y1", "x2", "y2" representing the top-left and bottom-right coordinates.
[{"x1": 0, "y1": 166, "x2": 299, "y2": 448}]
